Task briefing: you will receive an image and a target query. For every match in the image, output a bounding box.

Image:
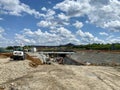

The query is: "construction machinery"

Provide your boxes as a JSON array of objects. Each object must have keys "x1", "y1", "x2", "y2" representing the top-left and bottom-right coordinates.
[{"x1": 11, "y1": 46, "x2": 25, "y2": 60}]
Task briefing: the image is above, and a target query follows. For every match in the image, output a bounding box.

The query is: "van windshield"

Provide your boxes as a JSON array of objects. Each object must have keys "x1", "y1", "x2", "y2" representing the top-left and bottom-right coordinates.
[{"x1": 14, "y1": 47, "x2": 23, "y2": 51}]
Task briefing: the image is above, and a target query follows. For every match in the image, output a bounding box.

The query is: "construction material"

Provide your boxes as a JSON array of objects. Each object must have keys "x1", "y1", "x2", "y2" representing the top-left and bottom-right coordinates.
[
  {"x1": 0, "y1": 53, "x2": 12, "y2": 58},
  {"x1": 26, "y1": 53, "x2": 43, "y2": 67}
]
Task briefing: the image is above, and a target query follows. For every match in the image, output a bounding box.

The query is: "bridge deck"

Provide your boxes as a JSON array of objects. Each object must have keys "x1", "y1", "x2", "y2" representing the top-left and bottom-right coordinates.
[{"x1": 39, "y1": 52, "x2": 75, "y2": 54}]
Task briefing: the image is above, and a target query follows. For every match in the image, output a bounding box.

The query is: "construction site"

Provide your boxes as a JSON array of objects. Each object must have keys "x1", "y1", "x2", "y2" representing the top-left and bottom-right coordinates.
[
  {"x1": 1, "y1": 0, "x2": 120, "y2": 89},
  {"x1": 0, "y1": 48, "x2": 120, "y2": 90}
]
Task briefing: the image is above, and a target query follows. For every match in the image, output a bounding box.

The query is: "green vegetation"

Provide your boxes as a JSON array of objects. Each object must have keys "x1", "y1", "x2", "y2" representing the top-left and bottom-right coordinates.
[
  {"x1": 73, "y1": 43, "x2": 120, "y2": 50},
  {"x1": 5, "y1": 43, "x2": 120, "y2": 52},
  {"x1": 0, "y1": 47, "x2": 12, "y2": 53}
]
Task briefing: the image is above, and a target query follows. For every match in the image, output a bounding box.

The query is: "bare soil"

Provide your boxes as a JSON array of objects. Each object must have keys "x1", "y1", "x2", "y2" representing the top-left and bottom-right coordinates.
[{"x1": 0, "y1": 57, "x2": 120, "y2": 90}]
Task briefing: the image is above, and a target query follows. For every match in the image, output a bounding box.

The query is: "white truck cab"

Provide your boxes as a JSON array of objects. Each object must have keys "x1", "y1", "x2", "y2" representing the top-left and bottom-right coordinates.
[{"x1": 12, "y1": 46, "x2": 25, "y2": 60}]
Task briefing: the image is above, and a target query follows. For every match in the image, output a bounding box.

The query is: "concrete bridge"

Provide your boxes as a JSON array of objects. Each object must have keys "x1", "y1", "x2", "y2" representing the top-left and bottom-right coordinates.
[
  {"x1": 39, "y1": 51, "x2": 75, "y2": 57},
  {"x1": 39, "y1": 51, "x2": 75, "y2": 54},
  {"x1": 26, "y1": 52, "x2": 81, "y2": 65}
]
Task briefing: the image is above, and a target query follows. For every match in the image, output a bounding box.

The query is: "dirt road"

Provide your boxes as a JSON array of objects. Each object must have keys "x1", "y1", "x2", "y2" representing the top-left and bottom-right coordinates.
[{"x1": 0, "y1": 58, "x2": 120, "y2": 90}]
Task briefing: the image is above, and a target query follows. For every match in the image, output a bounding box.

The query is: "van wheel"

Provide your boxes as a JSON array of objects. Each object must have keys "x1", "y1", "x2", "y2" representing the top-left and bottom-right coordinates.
[
  {"x1": 13, "y1": 58, "x2": 16, "y2": 60},
  {"x1": 22, "y1": 56, "x2": 25, "y2": 60}
]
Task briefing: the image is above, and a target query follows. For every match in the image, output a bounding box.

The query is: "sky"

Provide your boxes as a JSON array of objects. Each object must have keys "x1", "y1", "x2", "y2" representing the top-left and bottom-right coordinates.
[{"x1": 0, "y1": 0, "x2": 120, "y2": 47}]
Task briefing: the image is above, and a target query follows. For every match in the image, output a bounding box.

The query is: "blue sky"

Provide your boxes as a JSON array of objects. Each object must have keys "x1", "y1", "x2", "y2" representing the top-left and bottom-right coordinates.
[{"x1": 0, "y1": 0, "x2": 120, "y2": 47}]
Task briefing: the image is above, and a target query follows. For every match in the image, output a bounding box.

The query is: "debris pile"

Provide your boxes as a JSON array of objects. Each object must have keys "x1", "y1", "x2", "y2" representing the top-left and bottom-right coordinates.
[
  {"x1": 0, "y1": 53, "x2": 12, "y2": 58},
  {"x1": 26, "y1": 53, "x2": 43, "y2": 67}
]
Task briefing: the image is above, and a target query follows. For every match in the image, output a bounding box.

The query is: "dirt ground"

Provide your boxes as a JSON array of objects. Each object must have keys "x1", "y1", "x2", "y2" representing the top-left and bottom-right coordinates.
[{"x1": 0, "y1": 57, "x2": 120, "y2": 90}]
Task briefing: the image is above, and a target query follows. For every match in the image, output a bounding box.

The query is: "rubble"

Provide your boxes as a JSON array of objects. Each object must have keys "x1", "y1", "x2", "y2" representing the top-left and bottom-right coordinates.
[{"x1": 26, "y1": 53, "x2": 43, "y2": 67}]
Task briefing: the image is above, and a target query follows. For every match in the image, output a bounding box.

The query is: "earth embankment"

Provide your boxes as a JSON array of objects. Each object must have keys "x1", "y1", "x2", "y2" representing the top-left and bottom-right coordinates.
[{"x1": 70, "y1": 51, "x2": 120, "y2": 66}]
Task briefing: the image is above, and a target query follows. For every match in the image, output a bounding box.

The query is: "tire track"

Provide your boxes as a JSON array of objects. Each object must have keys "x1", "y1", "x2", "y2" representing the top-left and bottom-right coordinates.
[
  {"x1": 92, "y1": 71, "x2": 120, "y2": 90},
  {"x1": 0, "y1": 74, "x2": 33, "y2": 86}
]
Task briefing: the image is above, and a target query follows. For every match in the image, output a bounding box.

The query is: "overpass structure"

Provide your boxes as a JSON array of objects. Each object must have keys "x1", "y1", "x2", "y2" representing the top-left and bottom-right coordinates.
[
  {"x1": 39, "y1": 52, "x2": 75, "y2": 54},
  {"x1": 27, "y1": 51, "x2": 83, "y2": 65}
]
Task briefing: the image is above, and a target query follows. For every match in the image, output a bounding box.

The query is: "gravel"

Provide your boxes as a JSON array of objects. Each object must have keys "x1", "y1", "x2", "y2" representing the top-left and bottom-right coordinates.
[{"x1": 0, "y1": 57, "x2": 120, "y2": 90}]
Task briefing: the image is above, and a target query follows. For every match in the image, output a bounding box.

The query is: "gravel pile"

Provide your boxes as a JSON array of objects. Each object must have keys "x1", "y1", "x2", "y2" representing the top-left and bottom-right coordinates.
[{"x1": 0, "y1": 58, "x2": 33, "y2": 89}]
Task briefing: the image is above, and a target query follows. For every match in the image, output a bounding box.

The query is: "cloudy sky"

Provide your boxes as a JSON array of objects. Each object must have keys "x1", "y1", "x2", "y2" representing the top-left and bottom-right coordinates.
[{"x1": 0, "y1": 0, "x2": 120, "y2": 47}]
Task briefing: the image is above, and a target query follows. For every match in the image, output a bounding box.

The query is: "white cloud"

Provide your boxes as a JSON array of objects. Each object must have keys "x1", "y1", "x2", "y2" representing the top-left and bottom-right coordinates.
[
  {"x1": 99, "y1": 32, "x2": 108, "y2": 36},
  {"x1": 37, "y1": 18, "x2": 69, "y2": 29},
  {"x1": 1, "y1": 0, "x2": 120, "y2": 46},
  {"x1": 0, "y1": 27, "x2": 12, "y2": 47},
  {"x1": 54, "y1": 0, "x2": 120, "y2": 32},
  {"x1": 37, "y1": 20, "x2": 51, "y2": 27},
  {"x1": 38, "y1": 7, "x2": 70, "y2": 29},
  {"x1": 58, "y1": 13, "x2": 69, "y2": 21},
  {"x1": 15, "y1": 34, "x2": 31, "y2": 43},
  {"x1": 0, "y1": 18, "x2": 3, "y2": 21},
  {"x1": 22, "y1": 28, "x2": 34, "y2": 35},
  {"x1": 54, "y1": 27, "x2": 80, "y2": 44},
  {"x1": 54, "y1": 0, "x2": 92, "y2": 17},
  {"x1": 15, "y1": 27, "x2": 80, "y2": 45},
  {"x1": 36, "y1": 9, "x2": 57, "y2": 28},
  {"x1": 37, "y1": 20, "x2": 57, "y2": 28},
  {"x1": 0, "y1": 27, "x2": 119, "y2": 46},
  {"x1": 88, "y1": 0, "x2": 120, "y2": 32},
  {"x1": 0, "y1": 0, "x2": 43, "y2": 18},
  {"x1": 106, "y1": 36, "x2": 120, "y2": 43},
  {"x1": 55, "y1": 27, "x2": 74, "y2": 38},
  {"x1": 41, "y1": 7, "x2": 47, "y2": 11},
  {"x1": 0, "y1": 27, "x2": 4, "y2": 33},
  {"x1": 44, "y1": 9, "x2": 56, "y2": 20},
  {"x1": 73, "y1": 21, "x2": 83, "y2": 29},
  {"x1": 104, "y1": 20, "x2": 120, "y2": 32},
  {"x1": 0, "y1": 27, "x2": 5, "y2": 39},
  {"x1": 77, "y1": 30, "x2": 104, "y2": 44},
  {"x1": 77, "y1": 30, "x2": 94, "y2": 38},
  {"x1": 109, "y1": 38, "x2": 120, "y2": 43}
]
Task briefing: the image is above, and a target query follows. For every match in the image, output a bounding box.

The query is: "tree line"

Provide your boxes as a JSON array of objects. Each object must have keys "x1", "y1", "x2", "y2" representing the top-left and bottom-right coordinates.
[
  {"x1": 5, "y1": 43, "x2": 120, "y2": 51},
  {"x1": 72, "y1": 43, "x2": 120, "y2": 50}
]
